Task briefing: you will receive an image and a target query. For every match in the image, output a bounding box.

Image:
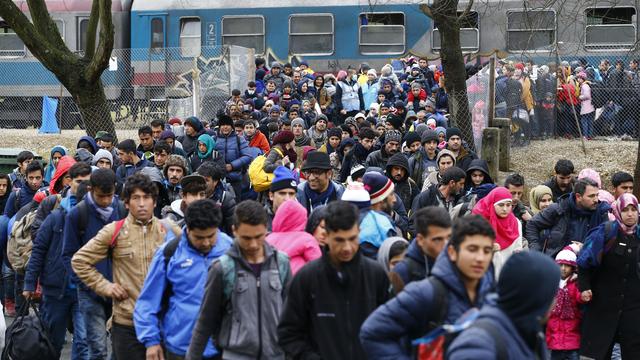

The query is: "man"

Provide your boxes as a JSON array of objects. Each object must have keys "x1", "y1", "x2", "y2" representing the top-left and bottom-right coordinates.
[
  {"x1": 186, "y1": 200, "x2": 291, "y2": 359},
  {"x1": 135, "y1": 200, "x2": 233, "y2": 359},
  {"x1": 359, "y1": 172, "x2": 400, "y2": 258},
  {"x1": 160, "y1": 130, "x2": 188, "y2": 158},
  {"x1": 544, "y1": 159, "x2": 575, "y2": 201},
  {"x1": 386, "y1": 152, "x2": 419, "y2": 210},
  {"x1": 447, "y1": 252, "x2": 559, "y2": 359},
  {"x1": 297, "y1": 151, "x2": 345, "y2": 213},
  {"x1": 264, "y1": 62, "x2": 291, "y2": 92},
  {"x1": 504, "y1": 173, "x2": 533, "y2": 223},
  {"x1": 265, "y1": 166, "x2": 298, "y2": 231},
  {"x1": 162, "y1": 154, "x2": 187, "y2": 204},
  {"x1": 72, "y1": 173, "x2": 181, "y2": 360},
  {"x1": 162, "y1": 174, "x2": 208, "y2": 227},
  {"x1": 360, "y1": 215, "x2": 496, "y2": 359},
  {"x1": 153, "y1": 141, "x2": 171, "y2": 171},
  {"x1": 115, "y1": 139, "x2": 153, "y2": 187},
  {"x1": 92, "y1": 149, "x2": 114, "y2": 169},
  {"x1": 278, "y1": 200, "x2": 389, "y2": 360},
  {"x1": 178, "y1": 116, "x2": 206, "y2": 156},
  {"x1": 244, "y1": 119, "x2": 270, "y2": 154},
  {"x1": 197, "y1": 162, "x2": 236, "y2": 235},
  {"x1": 611, "y1": 171, "x2": 634, "y2": 199},
  {"x1": 409, "y1": 130, "x2": 440, "y2": 190},
  {"x1": 215, "y1": 114, "x2": 254, "y2": 198},
  {"x1": 23, "y1": 163, "x2": 92, "y2": 357},
  {"x1": 365, "y1": 130, "x2": 401, "y2": 169},
  {"x1": 96, "y1": 132, "x2": 122, "y2": 168},
  {"x1": 445, "y1": 127, "x2": 477, "y2": 172},
  {"x1": 306, "y1": 115, "x2": 328, "y2": 148},
  {"x1": 62, "y1": 168, "x2": 127, "y2": 360},
  {"x1": 138, "y1": 125, "x2": 156, "y2": 161},
  {"x1": 527, "y1": 178, "x2": 610, "y2": 257},
  {"x1": 391, "y1": 206, "x2": 451, "y2": 293},
  {"x1": 422, "y1": 149, "x2": 457, "y2": 191},
  {"x1": 150, "y1": 119, "x2": 165, "y2": 141},
  {"x1": 4, "y1": 161, "x2": 45, "y2": 218},
  {"x1": 340, "y1": 127, "x2": 376, "y2": 182},
  {"x1": 8, "y1": 150, "x2": 34, "y2": 190}
]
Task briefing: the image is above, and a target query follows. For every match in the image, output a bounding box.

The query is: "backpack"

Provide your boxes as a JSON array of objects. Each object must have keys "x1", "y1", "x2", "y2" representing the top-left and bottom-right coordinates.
[
  {"x1": 414, "y1": 277, "x2": 450, "y2": 360},
  {"x1": 2, "y1": 300, "x2": 57, "y2": 360},
  {"x1": 7, "y1": 194, "x2": 61, "y2": 274},
  {"x1": 590, "y1": 81, "x2": 608, "y2": 108},
  {"x1": 248, "y1": 147, "x2": 283, "y2": 192},
  {"x1": 218, "y1": 250, "x2": 289, "y2": 302},
  {"x1": 74, "y1": 199, "x2": 128, "y2": 240}
]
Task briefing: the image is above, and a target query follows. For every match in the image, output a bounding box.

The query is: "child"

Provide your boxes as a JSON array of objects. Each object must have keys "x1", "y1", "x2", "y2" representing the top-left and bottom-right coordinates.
[
  {"x1": 539, "y1": 92, "x2": 555, "y2": 139},
  {"x1": 546, "y1": 244, "x2": 586, "y2": 360}
]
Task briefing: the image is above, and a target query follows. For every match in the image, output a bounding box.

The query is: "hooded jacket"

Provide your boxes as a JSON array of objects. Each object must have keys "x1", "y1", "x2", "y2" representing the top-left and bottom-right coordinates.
[
  {"x1": 178, "y1": 117, "x2": 206, "y2": 156},
  {"x1": 266, "y1": 200, "x2": 321, "y2": 275},
  {"x1": 464, "y1": 159, "x2": 494, "y2": 193},
  {"x1": 421, "y1": 149, "x2": 457, "y2": 192},
  {"x1": 134, "y1": 230, "x2": 233, "y2": 357},
  {"x1": 77, "y1": 136, "x2": 98, "y2": 154},
  {"x1": 386, "y1": 153, "x2": 419, "y2": 210},
  {"x1": 408, "y1": 147, "x2": 438, "y2": 190},
  {"x1": 215, "y1": 130, "x2": 254, "y2": 183},
  {"x1": 48, "y1": 155, "x2": 76, "y2": 195},
  {"x1": 359, "y1": 246, "x2": 494, "y2": 359},
  {"x1": 390, "y1": 240, "x2": 435, "y2": 293},
  {"x1": 44, "y1": 146, "x2": 68, "y2": 184}
]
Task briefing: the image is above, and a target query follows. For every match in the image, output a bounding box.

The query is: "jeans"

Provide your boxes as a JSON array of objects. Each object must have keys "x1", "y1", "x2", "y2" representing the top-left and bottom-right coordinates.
[
  {"x1": 580, "y1": 111, "x2": 595, "y2": 138},
  {"x1": 2, "y1": 262, "x2": 14, "y2": 302},
  {"x1": 111, "y1": 323, "x2": 146, "y2": 360},
  {"x1": 42, "y1": 287, "x2": 88, "y2": 360},
  {"x1": 77, "y1": 289, "x2": 110, "y2": 360},
  {"x1": 550, "y1": 349, "x2": 579, "y2": 360}
]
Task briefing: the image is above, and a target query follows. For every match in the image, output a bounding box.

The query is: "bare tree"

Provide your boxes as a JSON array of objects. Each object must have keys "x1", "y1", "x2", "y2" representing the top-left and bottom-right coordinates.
[
  {"x1": 0, "y1": 0, "x2": 115, "y2": 137},
  {"x1": 420, "y1": 0, "x2": 474, "y2": 149}
]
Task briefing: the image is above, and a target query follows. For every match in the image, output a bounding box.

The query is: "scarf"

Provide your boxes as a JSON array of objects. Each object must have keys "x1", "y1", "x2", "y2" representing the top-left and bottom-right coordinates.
[
  {"x1": 197, "y1": 134, "x2": 216, "y2": 159},
  {"x1": 352, "y1": 142, "x2": 371, "y2": 162},
  {"x1": 304, "y1": 182, "x2": 335, "y2": 211},
  {"x1": 472, "y1": 187, "x2": 520, "y2": 250},
  {"x1": 612, "y1": 193, "x2": 639, "y2": 235},
  {"x1": 308, "y1": 127, "x2": 327, "y2": 145},
  {"x1": 86, "y1": 192, "x2": 114, "y2": 223},
  {"x1": 295, "y1": 134, "x2": 313, "y2": 147},
  {"x1": 529, "y1": 185, "x2": 553, "y2": 214}
]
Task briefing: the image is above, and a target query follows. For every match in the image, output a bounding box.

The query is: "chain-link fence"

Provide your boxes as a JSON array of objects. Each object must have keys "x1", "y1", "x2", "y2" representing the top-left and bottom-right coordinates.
[{"x1": 0, "y1": 45, "x2": 255, "y2": 139}]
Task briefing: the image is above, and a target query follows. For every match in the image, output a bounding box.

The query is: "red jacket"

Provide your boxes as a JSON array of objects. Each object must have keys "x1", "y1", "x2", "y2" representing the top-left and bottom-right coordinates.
[
  {"x1": 249, "y1": 130, "x2": 270, "y2": 154},
  {"x1": 545, "y1": 275, "x2": 584, "y2": 350}
]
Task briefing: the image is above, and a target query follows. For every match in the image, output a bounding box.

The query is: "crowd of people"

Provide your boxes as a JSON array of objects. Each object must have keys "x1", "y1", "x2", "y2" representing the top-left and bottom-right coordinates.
[{"x1": 0, "y1": 57, "x2": 636, "y2": 360}]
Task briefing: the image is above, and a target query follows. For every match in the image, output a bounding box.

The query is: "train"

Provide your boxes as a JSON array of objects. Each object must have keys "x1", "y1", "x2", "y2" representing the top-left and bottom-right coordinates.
[{"x1": 0, "y1": 0, "x2": 638, "y2": 128}]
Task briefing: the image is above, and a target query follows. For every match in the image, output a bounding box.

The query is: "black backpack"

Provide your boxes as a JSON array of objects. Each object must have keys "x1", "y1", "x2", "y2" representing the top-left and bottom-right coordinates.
[{"x1": 2, "y1": 301, "x2": 57, "y2": 360}]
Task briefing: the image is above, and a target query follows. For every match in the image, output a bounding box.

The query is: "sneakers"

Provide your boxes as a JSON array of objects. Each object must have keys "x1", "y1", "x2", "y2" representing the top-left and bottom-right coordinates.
[{"x1": 4, "y1": 298, "x2": 16, "y2": 317}]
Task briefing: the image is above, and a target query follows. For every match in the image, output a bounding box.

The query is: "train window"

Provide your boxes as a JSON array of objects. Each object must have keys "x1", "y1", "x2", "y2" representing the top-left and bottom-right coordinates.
[
  {"x1": 180, "y1": 18, "x2": 201, "y2": 57},
  {"x1": 54, "y1": 20, "x2": 64, "y2": 41},
  {"x1": 585, "y1": 7, "x2": 636, "y2": 50},
  {"x1": 433, "y1": 11, "x2": 479, "y2": 52},
  {"x1": 506, "y1": 10, "x2": 555, "y2": 51},
  {"x1": 78, "y1": 18, "x2": 89, "y2": 53},
  {"x1": 151, "y1": 18, "x2": 164, "y2": 50},
  {"x1": 359, "y1": 12, "x2": 405, "y2": 55},
  {"x1": 289, "y1": 14, "x2": 334, "y2": 55},
  {"x1": 222, "y1": 16, "x2": 265, "y2": 54},
  {"x1": 0, "y1": 22, "x2": 25, "y2": 57}
]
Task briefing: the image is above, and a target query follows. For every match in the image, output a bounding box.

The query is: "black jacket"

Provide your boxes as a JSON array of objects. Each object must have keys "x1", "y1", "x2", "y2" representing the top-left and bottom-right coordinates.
[
  {"x1": 278, "y1": 250, "x2": 389, "y2": 360},
  {"x1": 543, "y1": 176, "x2": 574, "y2": 202},
  {"x1": 365, "y1": 148, "x2": 393, "y2": 170},
  {"x1": 409, "y1": 186, "x2": 462, "y2": 237},
  {"x1": 386, "y1": 153, "x2": 419, "y2": 210}
]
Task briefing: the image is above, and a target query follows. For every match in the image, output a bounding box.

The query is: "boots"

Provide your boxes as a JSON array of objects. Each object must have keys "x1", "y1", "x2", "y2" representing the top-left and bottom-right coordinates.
[{"x1": 4, "y1": 298, "x2": 16, "y2": 317}]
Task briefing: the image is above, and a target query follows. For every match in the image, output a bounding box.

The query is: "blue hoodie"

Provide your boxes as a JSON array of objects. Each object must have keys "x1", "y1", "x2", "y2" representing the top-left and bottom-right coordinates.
[
  {"x1": 77, "y1": 136, "x2": 98, "y2": 154},
  {"x1": 134, "y1": 230, "x2": 233, "y2": 357},
  {"x1": 359, "y1": 245, "x2": 494, "y2": 359}
]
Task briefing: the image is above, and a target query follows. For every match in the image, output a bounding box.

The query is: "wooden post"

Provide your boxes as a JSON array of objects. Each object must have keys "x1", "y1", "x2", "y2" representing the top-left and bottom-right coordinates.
[
  {"x1": 482, "y1": 127, "x2": 500, "y2": 182},
  {"x1": 493, "y1": 118, "x2": 511, "y2": 172}
]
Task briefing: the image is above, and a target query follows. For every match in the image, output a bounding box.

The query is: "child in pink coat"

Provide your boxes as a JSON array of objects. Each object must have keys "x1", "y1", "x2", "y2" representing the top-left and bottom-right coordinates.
[{"x1": 266, "y1": 199, "x2": 322, "y2": 274}]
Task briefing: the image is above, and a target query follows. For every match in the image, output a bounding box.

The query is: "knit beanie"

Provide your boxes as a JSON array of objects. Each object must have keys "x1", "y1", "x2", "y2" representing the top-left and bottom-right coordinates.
[
  {"x1": 218, "y1": 114, "x2": 234, "y2": 127},
  {"x1": 385, "y1": 130, "x2": 402, "y2": 144},
  {"x1": 446, "y1": 127, "x2": 462, "y2": 141},
  {"x1": 92, "y1": 149, "x2": 113, "y2": 166},
  {"x1": 291, "y1": 117, "x2": 306, "y2": 130},
  {"x1": 555, "y1": 245, "x2": 579, "y2": 267},
  {"x1": 403, "y1": 132, "x2": 421, "y2": 146},
  {"x1": 363, "y1": 172, "x2": 395, "y2": 205},
  {"x1": 341, "y1": 181, "x2": 371, "y2": 210},
  {"x1": 421, "y1": 130, "x2": 439, "y2": 144},
  {"x1": 160, "y1": 130, "x2": 176, "y2": 140},
  {"x1": 270, "y1": 166, "x2": 298, "y2": 193},
  {"x1": 327, "y1": 127, "x2": 342, "y2": 139},
  {"x1": 385, "y1": 114, "x2": 403, "y2": 130}
]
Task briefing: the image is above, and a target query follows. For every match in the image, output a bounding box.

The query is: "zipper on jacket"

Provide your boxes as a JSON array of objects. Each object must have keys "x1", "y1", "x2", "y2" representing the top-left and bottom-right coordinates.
[{"x1": 256, "y1": 275, "x2": 262, "y2": 359}]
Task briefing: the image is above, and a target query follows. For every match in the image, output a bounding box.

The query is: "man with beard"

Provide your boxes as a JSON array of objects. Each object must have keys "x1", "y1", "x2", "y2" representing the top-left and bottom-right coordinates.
[
  {"x1": 339, "y1": 127, "x2": 376, "y2": 182},
  {"x1": 244, "y1": 119, "x2": 270, "y2": 154},
  {"x1": 297, "y1": 152, "x2": 345, "y2": 213},
  {"x1": 445, "y1": 127, "x2": 477, "y2": 172},
  {"x1": 365, "y1": 130, "x2": 401, "y2": 169},
  {"x1": 306, "y1": 115, "x2": 329, "y2": 148},
  {"x1": 291, "y1": 117, "x2": 315, "y2": 168},
  {"x1": 162, "y1": 155, "x2": 188, "y2": 204},
  {"x1": 386, "y1": 153, "x2": 419, "y2": 210}
]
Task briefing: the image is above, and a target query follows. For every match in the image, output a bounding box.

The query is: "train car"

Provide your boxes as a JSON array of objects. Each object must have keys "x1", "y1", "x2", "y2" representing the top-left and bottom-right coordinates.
[{"x1": 0, "y1": 0, "x2": 131, "y2": 128}]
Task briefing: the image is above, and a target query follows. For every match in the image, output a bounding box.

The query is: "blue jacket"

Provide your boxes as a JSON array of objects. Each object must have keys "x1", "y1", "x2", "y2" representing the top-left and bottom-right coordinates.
[
  {"x1": 359, "y1": 246, "x2": 494, "y2": 360},
  {"x1": 295, "y1": 181, "x2": 345, "y2": 214},
  {"x1": 115, "y1": 159, "x2": 153, "y2": 186},
  {"x1": 447, "y1": 303, "x2": 547, "y2": 360},
  {"x1": 4, "y1": 185, "x2": 40, "y2": 218},
  {"x1": 391, "y1": 240, "x2": 435, "y2": 289},
  {"x1": 62, "y1": 195, "x2": 127, "y2": 300},
  {"x1": 215, "y1": 131, "x2": 254, "y2": 183},
  {"x1": 134, "y1": 230, "x2": 232, "y2": 357}
]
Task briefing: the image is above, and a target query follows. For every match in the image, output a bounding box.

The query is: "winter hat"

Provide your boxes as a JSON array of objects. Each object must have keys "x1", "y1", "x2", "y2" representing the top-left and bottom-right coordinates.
[
  {"x1": 74, "y1": 148, "x2": 94, "y2": 164},
  {"x1": 426, "y1": 118, "x2": 437, "y2": 130},
  {"x1": 415, "y1": 123, "x2": 429, "y2": 137},
  {"x1": 555, "y1": 246, "x2": 577, "y2": 267},
  {"x1": 425, "y1": 99, "x2": 435, "y2": 109},
  {"x1": 218, "y1": 114, "x2": 234, "y2": 127},
  {"x1": 95, "y1": 131, "x2": 110, "y2": 141},
  {"x1": 184, "y1": 116, "x2": 204, "y2": 132},
  {"x1": 270, "y1": 166, "x2": 298, "y2": 193},
  {"x1": 421, "y1": 130, "x2": 439, "y2": 144},
  {"x1": 350, "y1": 164, "x2": 366, "y2": 181},
  {"x1": 92, "y1": 149, "x2": 113, "y2": 166},
  {"x1": 385, "y1": 114, "x2": 403, "y2": 130},
  {"x1": 577, "y1": 168, "x2": 602, "y2": 188},
  {"x1": 577, "y1": 71, "x2": 587, "y2": 80},
  {"x1": 315, "y1": 115, "x2": 328, "y2": 125},
  {"x1": 270, "y1": 104, "x2": 281, "y2": 114},
  {"x1": 354, "y1": 112, "x2": 366, "y2": 121},
  {"x1": 369, "y1": 103, "x2": 380, "y2": 112},
  {"x1": 385, "y1": 130, "x2": 402, "y2": 144},
  {"x1": 327, "y1": 127, "x2": 342, "y2": 139},
  {"x1": 394, "y1": 100, "x2": 406, "y2": 110},
  {"x1": 180, "y1": 174, "x2": 207, "y2": 191},
  {"x1": 291, "y1": 117, "x2": 306, "y2": 130},
  {"x1": 367, "y1": 69, "x2": 377, "y2": 77},
  {"x1": 168, "y1": 117, "x2": 182, "y2": 126},
  {"x1": 272, "y1": 130, "x2": 295, "y2": 145},
  {"x1": 363, "y1": 172, "x2": 395, "y2": 205},
  {"x1": 163, "y1": 155, "x2": 188, "y2": 178},
  {"x1": 446, "y1": 127, "x2": 462, "y2": 141},
  {"x1": 405, "y1": 110, "x2": 417, "y2": 120},
  {"x1": 160, "y1": 130, "x2": 176, "y2": 141},
  {"x1": 302, "y1": 151, "x2": 331, "y2": 171},
  {"x1": 403, "y1": 132, "x2": 421, "y2": 147},
  {"x1": 271, "y1": 61, "x2": 283, "y2": 69},
  {"x1": 341, "y1": 181, "x2": 372, "y2": 210}
]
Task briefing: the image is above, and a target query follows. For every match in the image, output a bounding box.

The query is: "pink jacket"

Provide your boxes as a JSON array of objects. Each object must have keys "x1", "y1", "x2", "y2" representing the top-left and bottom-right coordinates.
[
  {"x1": 579, "y1": 82, "x2": 595, "y2": 115},
  {"x1": 545, "y1": 276, "x2": 584, "y2": 350},
  {"x1": 266, "y1": 200, "x2": 322, "y2": 274}
]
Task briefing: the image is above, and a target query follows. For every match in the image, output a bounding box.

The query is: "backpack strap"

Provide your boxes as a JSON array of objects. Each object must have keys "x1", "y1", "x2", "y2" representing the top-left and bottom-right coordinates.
[
  {"x1": 159, "y1": 237, "x2": 182, "y2": 316},
  {"x1": 76, "y1": 201, "x2": 89, "y2": 240},
  {"x1": 427, "y1": 277, "x2": 449, "y2": 330},
  {"x1": 274, "y1": 250, "x2": 290, "y2": 288},
  {"x1": 220, "y1": 254, "x2": 236, "y2": 304},
  {"x1": 603, "y1": 221, "x2": 618, "y2": 254},
  {"x1": 13, "y1": 188, "x2": 20, "y2": 215},
  {"x1": 110, "y1": 219, "x2": 127, "y2": 248},
  {"x1": 471, "y1": 319, "x2": 508, "y2": 360}
]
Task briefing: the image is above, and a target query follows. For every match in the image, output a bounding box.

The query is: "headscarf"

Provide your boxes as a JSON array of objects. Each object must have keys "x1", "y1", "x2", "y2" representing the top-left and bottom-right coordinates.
[
  {"x1": 612, "y1": 193, "x2": 639, "y2": 235},
  {"x1": 472, "y1": 187, "x2": 520, "y2": 250},
  {"x1": 529, "y1": 185, "x2": 553, "y2": 214},
  {"x1": 377, "y1": 237, "x2": 409, "y2": 273},
  {"x1": 197, "y1": 134, "x2": 216, "y2": 159}
]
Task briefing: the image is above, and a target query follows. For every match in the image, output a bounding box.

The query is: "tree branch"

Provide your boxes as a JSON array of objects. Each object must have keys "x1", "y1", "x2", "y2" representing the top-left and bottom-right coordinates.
[
  {"x1": 85, "y1": 0, "x2": 114, "y2": 82},
  {"x1": 419, "y1": 3, "x2": 434, "y2": 18},
  {"x1": 459, "y1": 0, "x2": 475, "y2": 22},
  {"x1": 84, "y1": 0, "x2": 100, "y2": 59},
  {"x1": 26, "y1": 0, "x2": 67, "y2": 51}
]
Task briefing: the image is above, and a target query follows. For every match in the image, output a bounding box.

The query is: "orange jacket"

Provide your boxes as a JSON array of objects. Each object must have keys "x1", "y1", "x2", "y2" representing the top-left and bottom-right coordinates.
[{"x1": 249, "y1": 130, "x2": 271, "y2": 154}]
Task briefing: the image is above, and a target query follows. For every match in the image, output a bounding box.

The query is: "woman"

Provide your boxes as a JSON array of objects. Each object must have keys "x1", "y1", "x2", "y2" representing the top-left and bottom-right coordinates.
[
  {"x1": 472, "y1": 186, "x2": 525, "y2": 277},
  {"x1": 297, "y1": 80, "x2": 316, "y2": 104},
  {"x1": 376, "y1": 237, "x2": 409, "y2": 274},
  {"x1": 305, "y1": 206, "x2": 328, "y2": 246},
  {"x1": 266, "y1": 200, "x2": 322, "y2": 275},
  {"x1": 578, "y1": 193, "x2": 640, "y2": 359},
  {"x1": 44, "y1": 145, "x2": 68, "y2": 184},
  {"x1": 434, "y1": 126, "x2": 447, "y2": 149},
  {"x1": 422, "y1": 149, "x2": 457, "y2": 191},
  {"x1": 318, "y1": 128, "x2": 342, "y2": 155},
  {"x1": 464, "y1": 159, "x2": 494, "y2": 194},
  {"x1": 188, "y1": 134, "x2": 221, "y2": 173},
  {"x1": 313, "y1": 75, "x2": 332, "y2": 114},
  {"x1": 577, "y1": 72, "x2": 595, "y2": 140},
  {"x1": 330, "y1": 138, "x2": 354, "y2": 182},
  {"x1": 529, "y1": 185, "x2": 553, "y2": 215},
  {"x1": 263, "y1": 130, "x2": 296, "y2": 173},
  {"x1": 361, "y1": 69, "x2": 379, "y2": 110}
]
